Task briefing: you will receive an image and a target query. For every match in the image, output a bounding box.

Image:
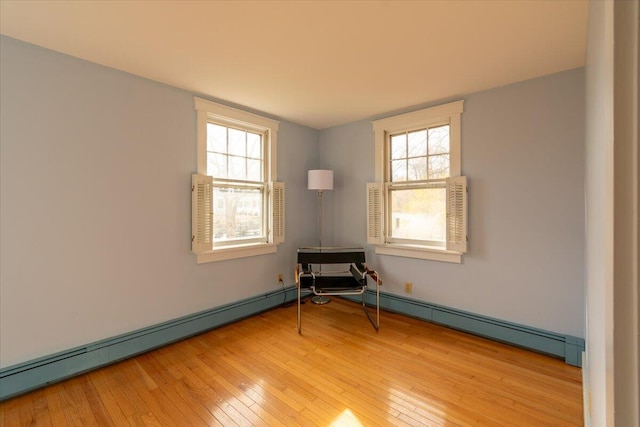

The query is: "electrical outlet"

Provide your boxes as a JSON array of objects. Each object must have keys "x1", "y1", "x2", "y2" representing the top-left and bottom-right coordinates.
[
  {"x1": 277, "y1": 273, "x2": 283, "y2": 282},
  {"x1": 404, "y1": 281, "x2": 413, "y2": 293}
]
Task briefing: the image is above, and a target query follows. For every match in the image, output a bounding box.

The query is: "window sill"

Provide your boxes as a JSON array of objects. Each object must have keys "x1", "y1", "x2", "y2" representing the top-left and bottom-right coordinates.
[
  {"x1": 375, "y1": 244, "x2": 462, "y2": 263},
  {"x1": 196, "y1": 243, "x2": 277, "y2": 264}
]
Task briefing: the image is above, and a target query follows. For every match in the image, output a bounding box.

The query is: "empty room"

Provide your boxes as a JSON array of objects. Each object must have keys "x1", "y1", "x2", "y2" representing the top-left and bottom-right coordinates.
[{"x1": 0, "y1": 1, "x2": 637, "y2": 426}]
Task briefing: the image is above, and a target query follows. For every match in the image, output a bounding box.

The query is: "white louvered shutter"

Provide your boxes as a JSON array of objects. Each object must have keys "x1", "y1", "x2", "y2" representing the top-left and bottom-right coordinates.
[
  {"x1": 271, "y1": 181, "x2": 285, "y2": 244},
  {"x1": 366, "y1": 182, "x2": 384, "y2": 244},
  {"x1": 192, "y1": 174, "x2": 214, "y2": 253},
  {"x1": 446, "y1": 176, "x2": 468, "y2": 253}
]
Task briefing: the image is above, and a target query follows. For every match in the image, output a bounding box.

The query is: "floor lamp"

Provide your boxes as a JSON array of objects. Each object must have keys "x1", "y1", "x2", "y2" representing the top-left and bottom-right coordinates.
[{"x1": 308, "y1": 169, "x2": 333, "y2": 305}]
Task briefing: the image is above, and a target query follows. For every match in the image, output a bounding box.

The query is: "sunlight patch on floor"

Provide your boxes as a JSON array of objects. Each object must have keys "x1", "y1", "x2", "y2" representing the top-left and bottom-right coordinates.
[
  {"x1": 390, "y1": 386, "x2": 449, "y2": 425},
  {"x1": 329, "y1": 409, "x2": 365, "y2": 426}
]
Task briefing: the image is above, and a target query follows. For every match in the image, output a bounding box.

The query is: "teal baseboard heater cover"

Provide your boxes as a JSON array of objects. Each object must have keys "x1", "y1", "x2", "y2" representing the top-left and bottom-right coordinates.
[
  {"x1": 357, "y1": 290, "x2": 585, "y2": 367},
  {"x1": 0, "y1": 287, "x2": 583, "y2": 401},
  {"x1": 0, "y1": 287, "x2": 296, "y2": 401}
]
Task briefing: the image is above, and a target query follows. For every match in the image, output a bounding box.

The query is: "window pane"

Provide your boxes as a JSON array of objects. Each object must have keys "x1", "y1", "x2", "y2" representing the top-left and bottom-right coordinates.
[
  {"x1": 247, "y1": 132, "x2": 262, "y2": 159},
  {"x1": 391, "y1": 134, "x2": 407, "y2": 159},
  {"x1": 228, "y1": 128, "x2": 246, "y2": 157},
  {"x1": 247, "y1": 158, "x2": 261, "y2": 181},
  {"x1": 428, "y1": 125, "x2": 449, "y2": 155},
  {"x1": 208, "y1": 153, "x2": 227, "y2": 178},
  {"x1": 207, "y1": 123, "x2": 227, "y2": 153},
  {"x1": 408, "y1": 130, "x2": 427, "y2": 157},
  {"x1": 408, "y1": 157, "x2": 427, "y2": 180},
  {"x1": 213, "y1": 187, "x2": 264, "y2": 241},
  {"x1": 391, "y1": 159, "x2": 407, "y2": 181},
  {"x1": 228, "y1": 156, "x2": 246, "y2": 180},
  {"x1": 390, "y1": 187, "x2": 446, "y2": 242},
  {"x1": 428, "y1": 154, "x2": 450, "y2": 179}
]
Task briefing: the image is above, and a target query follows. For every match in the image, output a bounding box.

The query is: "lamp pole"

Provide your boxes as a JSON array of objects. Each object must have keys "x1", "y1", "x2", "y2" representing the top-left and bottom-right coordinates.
[
  {"x1": 318, "y1": 190, "x2": 323, "y2": 248},
  {"x1": 307, "y1": 169, "x2": 334, "y2": 305}
]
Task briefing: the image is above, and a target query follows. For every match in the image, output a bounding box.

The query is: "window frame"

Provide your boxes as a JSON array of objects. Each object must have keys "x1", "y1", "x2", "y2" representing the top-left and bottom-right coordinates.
[
  {"x1": 371, "y1": 100, "x2": 465, "y2": 263},
  {"x1": 206, "y1": 121, "x2": 268, "y2": 248},
  {"x1": 193, "y1": 97, "x2": 282, "y2": 263},
  {"x1": 386, "y1": 179, "x2": 448, "y2": 247}
]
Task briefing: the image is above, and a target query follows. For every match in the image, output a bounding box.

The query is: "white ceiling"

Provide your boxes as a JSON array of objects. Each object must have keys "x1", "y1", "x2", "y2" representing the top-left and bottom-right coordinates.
[{"x1": 0, "y1": 0, "x2": 587, "y2": 130}]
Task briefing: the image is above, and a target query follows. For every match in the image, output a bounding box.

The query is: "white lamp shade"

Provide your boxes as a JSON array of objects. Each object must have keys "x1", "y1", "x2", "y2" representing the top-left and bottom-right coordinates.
[{"x1": 308, "y1": 170, "x2": 334, "y2": 191}]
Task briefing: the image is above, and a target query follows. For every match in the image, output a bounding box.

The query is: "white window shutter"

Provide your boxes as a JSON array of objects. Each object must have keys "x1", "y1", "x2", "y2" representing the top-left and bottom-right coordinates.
[
  {"x1": 271, "y1": 181, "x2": 285, "y2": 244},
  {"x1": 446, "y1": 176, "x2": 468, "y2": 253},
  {"x1": 367, "y1": 182, "x2": 384, "y2": 244},
  {"x1": 192, "y1": 174, "x2": 214, "y2": 253}
]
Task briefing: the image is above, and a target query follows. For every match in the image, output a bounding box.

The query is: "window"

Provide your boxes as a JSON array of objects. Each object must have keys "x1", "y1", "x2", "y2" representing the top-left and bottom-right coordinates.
[
  {"x1": 369, "y1": 100, "x2": 467, "y2": 263},
  {"x1": 192, "y1": 97, "x2": 284, "y2": 263}
]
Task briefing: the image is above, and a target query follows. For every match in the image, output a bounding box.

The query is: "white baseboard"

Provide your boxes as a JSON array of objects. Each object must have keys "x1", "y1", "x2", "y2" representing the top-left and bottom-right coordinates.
[{"x1": 582, "y1": 351, "x2": 591, "y2": 427}]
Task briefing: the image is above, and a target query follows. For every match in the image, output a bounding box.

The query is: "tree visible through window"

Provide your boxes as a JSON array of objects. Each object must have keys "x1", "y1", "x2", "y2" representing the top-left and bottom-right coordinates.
[
  {"x1": 192, "y1": 97, "x2": 284, "y2": 263},
  {"x1": 389, "y1": 124, "x2": 451, "y2": 246},
  {"x1": 207, "y1": 123, "x2": 265, "y2": 243},
  {"x1": 369, "y1": 100, "x2": 467, "y2": 263}
]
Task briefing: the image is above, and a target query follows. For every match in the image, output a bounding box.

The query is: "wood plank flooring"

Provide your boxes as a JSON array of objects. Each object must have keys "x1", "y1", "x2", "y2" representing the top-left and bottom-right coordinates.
[{"x1": 0, "y1": 298, "x2": 583, "y2": 426}]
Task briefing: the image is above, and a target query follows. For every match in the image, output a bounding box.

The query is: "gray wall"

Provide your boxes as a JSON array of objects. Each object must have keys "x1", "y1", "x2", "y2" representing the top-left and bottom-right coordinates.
[
  {"x1": 0, "y1": 36, "x2": 319, "y2": 368},
  {"x1": 1, "y1": 34, "x2": 586, "y2": 371},
  {"x1": 319, "y1": 68, "x2": 585, "y2": 338}
]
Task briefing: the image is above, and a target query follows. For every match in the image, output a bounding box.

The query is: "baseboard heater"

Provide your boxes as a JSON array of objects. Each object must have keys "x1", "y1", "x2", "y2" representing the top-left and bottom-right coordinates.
[
  {"x1": 0, "y1": 287, "x2": 584, "y2": 401},
  {"x1": 353, "y1": 290, "x2": 584, "y2": 367}
]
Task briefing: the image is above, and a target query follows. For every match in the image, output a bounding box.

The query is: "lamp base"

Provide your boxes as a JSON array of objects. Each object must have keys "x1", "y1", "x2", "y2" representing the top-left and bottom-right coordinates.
[{"x1": 311, "y1": 295, "x2": 331, "y2": 305}]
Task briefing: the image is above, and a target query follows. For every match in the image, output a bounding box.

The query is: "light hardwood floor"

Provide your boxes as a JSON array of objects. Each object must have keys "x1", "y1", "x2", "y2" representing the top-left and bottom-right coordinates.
[{"x1": 0, "y1": 298, "x2": 583, "y2": 426}]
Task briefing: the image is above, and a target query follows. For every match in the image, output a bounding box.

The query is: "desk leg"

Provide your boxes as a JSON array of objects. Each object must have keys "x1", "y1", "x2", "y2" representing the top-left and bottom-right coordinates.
[{"x1": 297, "y1": 283, "x2": 301, "y2": 334}]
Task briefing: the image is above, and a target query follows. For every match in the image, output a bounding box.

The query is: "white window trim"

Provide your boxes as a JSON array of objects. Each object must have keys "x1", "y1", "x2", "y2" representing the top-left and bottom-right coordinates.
[
  {"x1": 193, "y1": 97, "x2": 282, "y2": 263},
  {"x1": 195, "y1": 97, "x2": 279, "y2": 180},
  {"x1": 376, "y1": 244, "x2": 462, "y2": 263},
  {"x1": 196, "y1": 242, "x2": 277, "y2": 264},
  {"x1": 371, "y1": 100, "x2": 465, "y2": 263}
]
